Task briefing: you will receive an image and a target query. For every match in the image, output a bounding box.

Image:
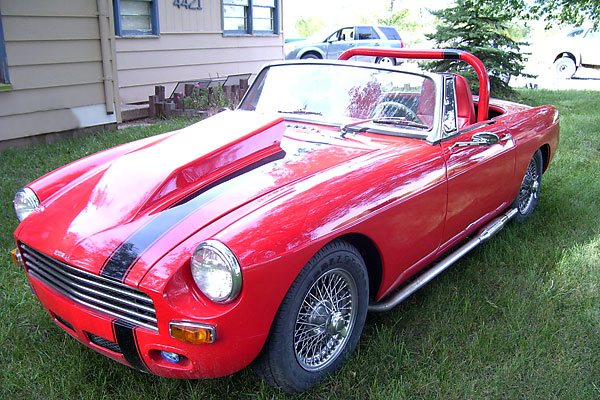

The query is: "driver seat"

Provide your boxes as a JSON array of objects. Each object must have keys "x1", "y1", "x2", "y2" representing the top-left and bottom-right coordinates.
[{"x1": 453, "y1": 74, "x2": 476, "y2": 129}]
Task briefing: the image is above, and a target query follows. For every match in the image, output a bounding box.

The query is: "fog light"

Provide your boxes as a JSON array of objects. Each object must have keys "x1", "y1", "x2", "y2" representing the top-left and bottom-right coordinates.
[
  {"x1": 160, "y1": 351, "x2": 181, "y2": 363},
  {"x1": 169, "y1": 321, "x2": 215, "y2": 344}
]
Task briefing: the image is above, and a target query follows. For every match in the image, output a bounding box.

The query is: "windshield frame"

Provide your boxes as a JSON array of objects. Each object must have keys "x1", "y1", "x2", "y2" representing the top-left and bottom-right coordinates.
[{"x1": 238, "y1": 60, "x2": 444, "y2": 142}]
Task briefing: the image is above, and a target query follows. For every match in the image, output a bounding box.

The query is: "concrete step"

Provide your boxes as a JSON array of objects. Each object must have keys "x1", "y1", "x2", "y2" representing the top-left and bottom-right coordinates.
[{"x1": 121, "y1": 103, "x2": 149, "y2": 122}]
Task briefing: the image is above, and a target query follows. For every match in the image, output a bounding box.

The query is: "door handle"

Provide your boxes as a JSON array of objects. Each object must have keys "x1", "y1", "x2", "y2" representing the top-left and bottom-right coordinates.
[
  {"x1": 500, "y1": 133, "x2": 512, "y2": 142},
  {"x1": 450, "y1": 132, "x2": 499, "y2": 151}
]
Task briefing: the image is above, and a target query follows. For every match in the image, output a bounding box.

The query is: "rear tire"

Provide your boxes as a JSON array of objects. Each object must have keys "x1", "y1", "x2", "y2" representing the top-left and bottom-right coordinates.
[
  {"x1": 511, "y1": 149, "x2": 543, "y2": 222},
  {"x1": 553, "y1": 56, "x2": 576, "y2": 79},
  {"x1": 252, "y1": 239, "x2": 369, "y2": 393}
]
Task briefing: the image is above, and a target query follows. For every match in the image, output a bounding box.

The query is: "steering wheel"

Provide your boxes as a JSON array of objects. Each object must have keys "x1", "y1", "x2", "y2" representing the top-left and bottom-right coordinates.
[{"x1": 370, "y1": 101, "x2": 422, "y2": 124}]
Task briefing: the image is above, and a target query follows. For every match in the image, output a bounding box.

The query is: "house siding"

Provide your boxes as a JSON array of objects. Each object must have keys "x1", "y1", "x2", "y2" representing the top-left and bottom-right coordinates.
[
  {"x1": 0, "y1": 0, "x2": 285, "y2": 144},
  {"x1": 116, "y1": 0, "x2": 284, "y2": 103},
  {"x1": 0, "y1": 0, "x2": 119, "y2": 142}
]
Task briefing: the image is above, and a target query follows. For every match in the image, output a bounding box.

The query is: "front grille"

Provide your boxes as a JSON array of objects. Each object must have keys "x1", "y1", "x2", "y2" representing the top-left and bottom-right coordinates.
[
  {"x1": 20, "y1": 243, "x2": 158, "y2": 331},
  {"x1": 86, "y1": 332, "x2": 122, "y2": 354}
]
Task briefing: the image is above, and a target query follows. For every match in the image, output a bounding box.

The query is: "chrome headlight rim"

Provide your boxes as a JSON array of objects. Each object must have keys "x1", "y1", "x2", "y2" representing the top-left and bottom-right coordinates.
[
  {"x1": 191, "y1": 240, "x2": 242, "y2": 304},
  {"x1": 13, "y1": 187, "x2": 40, "y2": 222}
]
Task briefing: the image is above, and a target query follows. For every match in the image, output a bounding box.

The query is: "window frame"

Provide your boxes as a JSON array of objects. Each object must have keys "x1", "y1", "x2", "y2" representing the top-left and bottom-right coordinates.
[
  {"x1": 442, "y1": 75, "x2": 458, "y2": 138},
  {"x1": 0, "y1": 8, "x2": 10, "y2": 88},
  {"x1": 113, "y1": 0, "x2": 160, "y2": 37},
  {"x1": 222, "y1": 0, "x2": 279, "y2": 36}
]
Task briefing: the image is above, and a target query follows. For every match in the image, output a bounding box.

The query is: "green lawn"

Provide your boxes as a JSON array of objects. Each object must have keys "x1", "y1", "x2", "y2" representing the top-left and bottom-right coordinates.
[{"x1": 1, "y1": 90, "x2": 599, "y2": 399}]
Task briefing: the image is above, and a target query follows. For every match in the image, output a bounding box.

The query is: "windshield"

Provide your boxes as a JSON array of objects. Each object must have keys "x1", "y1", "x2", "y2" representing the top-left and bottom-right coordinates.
[{"x1": 240, "y1": 63, "x2": 436, "y2": 131}]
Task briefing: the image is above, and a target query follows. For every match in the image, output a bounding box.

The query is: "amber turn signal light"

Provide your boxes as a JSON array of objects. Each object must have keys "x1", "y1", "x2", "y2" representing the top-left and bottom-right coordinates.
[
  {"x1": 169, "y1": 321, "x2": 216, "y2": 344},
  {"x1": 10, "y1": 248, "x2": 22, "y2": 266}
]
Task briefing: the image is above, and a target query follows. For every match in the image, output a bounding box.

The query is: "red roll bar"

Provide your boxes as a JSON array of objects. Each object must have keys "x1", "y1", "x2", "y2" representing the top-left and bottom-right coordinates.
[{"x1": 338, "y1": 48, "x2": 490, "y2": 123}]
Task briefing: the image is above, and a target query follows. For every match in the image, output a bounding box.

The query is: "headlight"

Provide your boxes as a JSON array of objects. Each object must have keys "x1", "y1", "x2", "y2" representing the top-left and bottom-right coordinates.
[
  {"x1": 191, "y1": 240, "x2": 242, "y2": 303},
  {"x1": 13, "y1": 187, "x2": 40, "y2": 222}
]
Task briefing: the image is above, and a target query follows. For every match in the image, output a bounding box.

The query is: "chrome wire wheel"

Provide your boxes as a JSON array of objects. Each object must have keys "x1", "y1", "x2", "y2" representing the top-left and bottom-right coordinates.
[
  {"x1": 294, "y1": 268, "x2": 358, "y2": 371},
  {"x1": 517, "y1": 156, "x2": 541, "y2": 214}
]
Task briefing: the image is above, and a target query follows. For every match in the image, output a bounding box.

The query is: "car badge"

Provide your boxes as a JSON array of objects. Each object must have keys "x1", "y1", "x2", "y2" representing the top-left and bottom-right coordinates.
[{"x1": 54, "y1": 250, "x2": 66, "y2": 258}]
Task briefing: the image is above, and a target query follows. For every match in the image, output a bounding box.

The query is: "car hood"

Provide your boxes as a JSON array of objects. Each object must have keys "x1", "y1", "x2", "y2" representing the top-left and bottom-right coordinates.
[{"x1": 17, "y1": 111, "x2": 379, "y2": 285}]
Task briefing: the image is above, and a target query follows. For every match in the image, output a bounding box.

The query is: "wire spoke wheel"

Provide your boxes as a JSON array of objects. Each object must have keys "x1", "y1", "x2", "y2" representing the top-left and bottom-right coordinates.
[
  {"x1": 512, "y1": 149, "x2": 543, "y2": 221},
  {"x1": 294, "y1": 268, "x2": 358, "y2": 371},
  {"x1": 517, "y1": 157, "x2": 540, "y2": 213}
]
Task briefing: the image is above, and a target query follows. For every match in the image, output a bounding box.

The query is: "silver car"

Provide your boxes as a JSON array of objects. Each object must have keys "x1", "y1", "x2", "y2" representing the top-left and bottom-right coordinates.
[
  {"x1": 285, "y1": 25, "x2": 405, "y2": 65},
  {"x1": 553, "y1": 27, "x2": 600, "y2": 78}
]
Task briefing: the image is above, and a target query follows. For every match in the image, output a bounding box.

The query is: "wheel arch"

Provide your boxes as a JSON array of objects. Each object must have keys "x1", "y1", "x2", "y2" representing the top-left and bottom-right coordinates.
[
  {"x1": 298, "y1": 48, "x2": 325, "y2": 59},
  {"x1": 539, "y1": 143, "x2": 551, "y2": 173},
  {"x1": 337, "y1": 233, "x2": 383, "y2": 301},
  {"x1": 554, "y1": 51, "x2": 578, "y2": 65}
]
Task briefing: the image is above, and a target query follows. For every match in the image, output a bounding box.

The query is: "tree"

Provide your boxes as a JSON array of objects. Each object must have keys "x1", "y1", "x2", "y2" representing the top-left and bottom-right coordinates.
[
  {"x1": 530, "y1": 0, "x2": 599, "y2": 27},
  {"x1": 478, "y1": 0, "x2": 599, "y2": 27},
  {"x1": 295, "y1": 17, "x2": 327, "y2": 38},
  {"x1": 425, "y1": 0, "x2": 531, "y2": 98},
  {"x1": 377, "y1": 9, "x2": 419, "y2": 33}
]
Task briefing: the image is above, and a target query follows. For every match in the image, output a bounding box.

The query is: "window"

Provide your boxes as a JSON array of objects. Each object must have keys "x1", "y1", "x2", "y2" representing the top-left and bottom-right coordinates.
[
  {"x1": 567, "y1": 28, "x2": 584, "y2": 38},
  {"x1": 113, "y1": 0, "x2": 159, "y2": 36},
  {"x1": 356, "y1": 26, "x2": 379, "y2": 40},
  {"x1": 442, "y1": 76, "x2": 457, "y2": 137},
  {"x1": 325, "y1": 28, "x2": 352, "y2": 42},
  {"x1": 223, "y1": 0, "x2": 278, "y2": 35},
  {"x1": 379, "y1": 27, "x2": 402, "y2": 41},
  {"x1": 0, "y1": 9, "x2": 10, "y2": 86},
  {"x1": 339, "y1": 27, "x2": 354, "y2": 41},
  {"x1": 585, "y1": 29, "x2": 600, "y2": 39}
]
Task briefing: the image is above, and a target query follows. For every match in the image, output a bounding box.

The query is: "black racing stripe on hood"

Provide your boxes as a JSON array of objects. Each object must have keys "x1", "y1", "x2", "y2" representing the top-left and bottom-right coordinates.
[{"x1": 99, "y1": 150, "x2": 286, "y2": 283}]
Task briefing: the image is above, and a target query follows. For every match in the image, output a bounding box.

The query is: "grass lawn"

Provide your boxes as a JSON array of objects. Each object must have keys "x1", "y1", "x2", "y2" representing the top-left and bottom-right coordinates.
[{"x1": 1, "y1": 90, "x2": 599, "y2": 399}]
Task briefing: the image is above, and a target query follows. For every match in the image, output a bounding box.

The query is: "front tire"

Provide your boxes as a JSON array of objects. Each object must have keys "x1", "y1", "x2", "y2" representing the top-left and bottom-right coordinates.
[
  {"x1": 553, "y1": 56, "x2": 576, "y2": 79},
  {"x1": 512, "y1": 149, "x2": 543, "y2": 222},
  {"x1": 300, "y1": 52, "x2": 321, "y2": 60},
  {"x1": 252, "y1": 240, "x2": 369, "y2": 393},
  {"x1": 375, "y1": 56, "x2": 397, "y2": 66}
]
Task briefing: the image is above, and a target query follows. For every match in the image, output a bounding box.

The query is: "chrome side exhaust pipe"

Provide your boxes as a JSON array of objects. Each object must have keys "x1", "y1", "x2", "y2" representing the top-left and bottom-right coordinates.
[{"x1": 368, "y1": 208, "x2": 518, "y2": 312}]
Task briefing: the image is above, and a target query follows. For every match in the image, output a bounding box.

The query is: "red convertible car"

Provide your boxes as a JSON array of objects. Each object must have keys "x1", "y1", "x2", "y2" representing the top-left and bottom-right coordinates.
[{"x1": 12, "y1": 49, "x2": 559, "y2": 393}]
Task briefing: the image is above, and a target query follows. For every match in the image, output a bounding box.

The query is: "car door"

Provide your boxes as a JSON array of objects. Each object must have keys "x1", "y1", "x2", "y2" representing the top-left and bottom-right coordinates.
[{"x1": 440, "y1": 120, "x2": 516, "y2": 247}]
